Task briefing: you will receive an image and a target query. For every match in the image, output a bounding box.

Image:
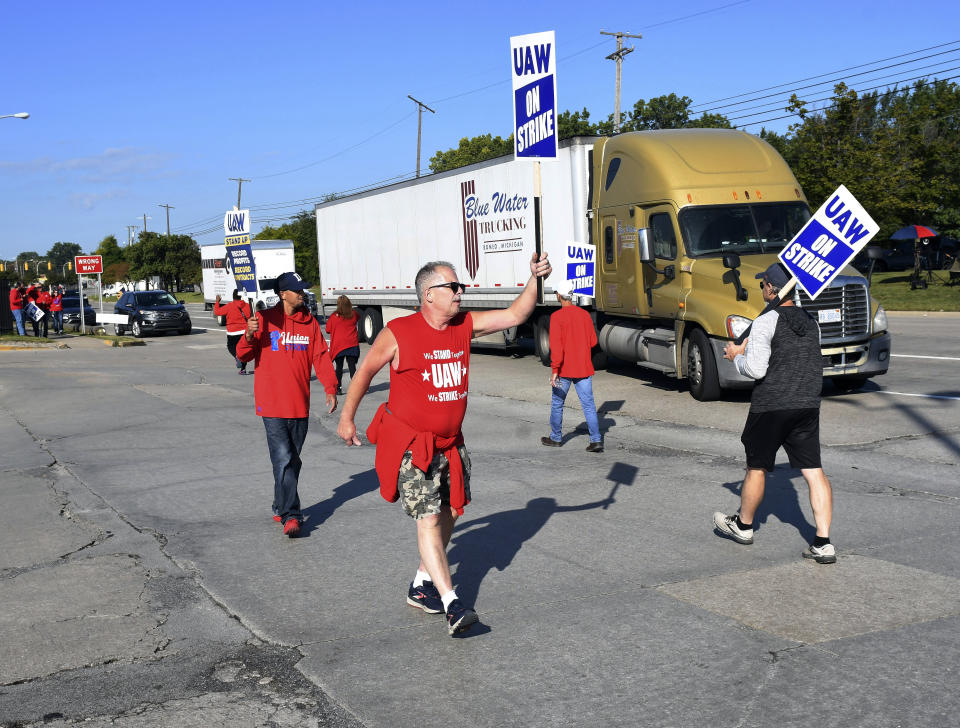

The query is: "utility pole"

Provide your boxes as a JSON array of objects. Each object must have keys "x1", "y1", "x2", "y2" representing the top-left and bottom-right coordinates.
[
  {"x1": 158, "y1": 204, "x2": 174, "y2": 291},
  {"x1": 601, "y1": 30, "x2": 642, "y2": 134},
  {"x1": 142, "y1": 213, "x2": 150, "y2": 233},
  {"x1": 228, "y1": 177, "x2": 250, "y2": 209},
  {"x1": 126, "y1": 225, "x2": 138, "y2": 246},
  {"x1": 407, "y1": 95, "x2": 435, "y2": 178}
]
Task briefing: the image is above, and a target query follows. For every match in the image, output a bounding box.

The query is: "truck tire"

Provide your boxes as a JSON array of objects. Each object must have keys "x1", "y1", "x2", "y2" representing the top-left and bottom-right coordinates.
[
  {"x1": 686, "y1": 329, "x2": 721, "y2": 401},
  {"x1": 361, "y1": 307, "x2": 383, "y2": 342},
  {"x1": 217, "y1": 315, "x2": 226, "y2": 326},
  {"x1": 534, "y1": 314, "x2": 551, "y2": 366},
  {"x1": 832, "y1": 375, "x2": 868, "y2": 393},
  {"x1": 591, "y1": 345, "x2": 608, "y2": 370}
]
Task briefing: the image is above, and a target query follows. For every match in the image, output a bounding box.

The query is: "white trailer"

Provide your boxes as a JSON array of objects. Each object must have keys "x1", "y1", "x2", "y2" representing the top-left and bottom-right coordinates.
[
  {"x1": 201, "y1": 239, "x2": 308, "y2": 324},
  {"x1": 315, "y1": 142, "x2": 589, "y2": 342}
]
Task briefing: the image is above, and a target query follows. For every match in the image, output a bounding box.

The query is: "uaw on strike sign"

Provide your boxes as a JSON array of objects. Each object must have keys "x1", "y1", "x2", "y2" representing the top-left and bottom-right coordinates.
[
  {"x1": 779, "y1": 185, "x2": 879, "y2": 299},
  {"x1": 224, "y1": 209, "x2": 257, "y2": 295},
  {"x1": 511, "y1": 31, "x2": 558, "y2": 159}
]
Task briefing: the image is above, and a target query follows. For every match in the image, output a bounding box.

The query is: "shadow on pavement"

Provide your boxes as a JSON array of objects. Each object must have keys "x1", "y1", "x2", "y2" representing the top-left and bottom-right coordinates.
[
  {"x1": 449, "y1": 462, "x2": 637, "y2": 607},
  {"x1": 301, "y1": 468, "x2": 379, "y2": 535},
  {"x1": 721, "y1": 471, "x2": 817, "y2": 542}
]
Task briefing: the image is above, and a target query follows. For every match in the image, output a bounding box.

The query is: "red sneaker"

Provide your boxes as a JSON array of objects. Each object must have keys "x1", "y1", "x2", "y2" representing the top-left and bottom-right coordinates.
[
  {"x1": 283, "y1": 518, "x2": 300, "y2": 537},
  {"x1": 273, "y1": 515, "x2": 282, "y2": 523}
]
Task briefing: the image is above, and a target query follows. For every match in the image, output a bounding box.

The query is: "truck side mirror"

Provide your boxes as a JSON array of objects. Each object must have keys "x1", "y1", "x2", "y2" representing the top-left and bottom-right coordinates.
[
  {"x1": 723, "y1": 253, "x2": 741, "y2": 269},
  {"x1": 637, "y1": 228, "x2": 654, "y2": 263}
]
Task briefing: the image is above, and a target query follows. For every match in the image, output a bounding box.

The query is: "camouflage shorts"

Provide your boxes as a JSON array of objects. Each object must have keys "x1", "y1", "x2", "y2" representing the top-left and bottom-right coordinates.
[{"x1": 397, "y1": 446, "x2": 472, "y2": 519}]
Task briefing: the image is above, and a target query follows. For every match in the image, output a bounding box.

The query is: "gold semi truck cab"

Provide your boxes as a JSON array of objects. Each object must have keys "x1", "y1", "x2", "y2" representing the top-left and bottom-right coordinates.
[{"x1": 588, "y1": 129, "x2": 890, "y2": 400}]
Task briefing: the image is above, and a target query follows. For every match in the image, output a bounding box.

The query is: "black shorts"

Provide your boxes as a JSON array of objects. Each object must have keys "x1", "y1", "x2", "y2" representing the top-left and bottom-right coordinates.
[{"x1": 741, "y1": 408, "x2": 821, "y2": 472}]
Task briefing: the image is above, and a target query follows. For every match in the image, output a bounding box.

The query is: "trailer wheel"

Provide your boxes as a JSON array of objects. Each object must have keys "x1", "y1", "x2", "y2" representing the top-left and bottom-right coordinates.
[
  {"x1": 534, "y1": 314, "x2": 551, "y2": 366},
  {"x1": 686, "y1": 329, "x2": 721, "y2": 401},
  {"x1": 591, "y1": 345, "x2": 608, "y2": 370},
  {"x1": 361, "y1": 307, "x2": 383, "y2": 342}
]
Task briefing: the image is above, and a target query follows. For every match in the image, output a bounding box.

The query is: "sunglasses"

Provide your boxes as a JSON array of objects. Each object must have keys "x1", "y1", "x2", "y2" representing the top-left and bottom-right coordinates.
[{"x1": 428, "y1": 282, "x2": 467, "y2": 294}]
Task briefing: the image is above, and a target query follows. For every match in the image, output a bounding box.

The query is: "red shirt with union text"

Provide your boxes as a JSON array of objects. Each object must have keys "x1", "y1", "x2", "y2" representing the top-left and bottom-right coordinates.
[{"x1": 386, "y1": 311, "x2": 472, "y2": 438}]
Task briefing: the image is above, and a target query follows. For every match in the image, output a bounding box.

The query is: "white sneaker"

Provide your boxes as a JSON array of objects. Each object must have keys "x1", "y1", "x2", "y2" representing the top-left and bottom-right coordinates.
[
  {"x1": 713, "y1": 512, "x2": 754, "y2": 544},
  {"x1": 803, "y1": 543, "x2": 837, "y2": 564}
]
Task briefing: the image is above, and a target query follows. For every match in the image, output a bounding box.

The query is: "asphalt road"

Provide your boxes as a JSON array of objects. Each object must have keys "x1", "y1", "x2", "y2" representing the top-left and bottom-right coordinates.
[{"x1": 1, "y1": 308, "x2": 958, "y2": 727}]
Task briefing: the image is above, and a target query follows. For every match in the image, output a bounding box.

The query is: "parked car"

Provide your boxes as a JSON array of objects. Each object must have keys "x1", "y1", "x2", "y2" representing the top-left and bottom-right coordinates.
[
  {"x1": 61, "y1": 296, "x2": 97, "y2": 330},
  {"x1": 113, "y1": 290, "x2": 192, "y2": 337},
  {"x1": 853, "y1": 240, "x2": 918, "y2": 273}
]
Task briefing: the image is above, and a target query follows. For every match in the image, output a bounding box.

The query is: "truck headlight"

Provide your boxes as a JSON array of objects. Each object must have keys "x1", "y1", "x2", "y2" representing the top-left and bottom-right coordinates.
[
  {"x1": 873, "y1": 304, "x2": 887, "y2": 335},
  {"x1": 726, "y1": 315, "x2": 752, "y2": 339}
]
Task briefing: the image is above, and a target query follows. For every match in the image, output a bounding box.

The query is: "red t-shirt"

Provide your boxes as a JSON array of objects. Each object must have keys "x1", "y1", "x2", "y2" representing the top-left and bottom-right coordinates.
[
  {"x1": 386, "y1": 311, "x2": 473, "y2": 438},
  {"x1": 235, "y1": 304, "x2": 338, "y2": 418},
  {"x1": 549, "y1": 305, "x2": 597, "y2": 378},
  {"x1": 325, "y1": 312, "x2": 359, "y2": 359},
  {"x1": 9, "y1": 288, "x2": 23, "y2": 310},
  {"x1": 50, "y1": 294, "x2": 63, "y2": 312},
  {"x1": 213, "y1": 298, "x2": 252, "y2": 334},
  {"x1": 37, "y1": 291, "x2": 53, "y2": 311}
]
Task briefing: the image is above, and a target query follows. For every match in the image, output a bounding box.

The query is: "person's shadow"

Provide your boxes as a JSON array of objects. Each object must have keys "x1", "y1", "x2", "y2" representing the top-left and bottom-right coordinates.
[
  {"x1": 447, "y1": 493, "x2": 617, "y2": 608},
  {"x1": 721, "y1": 469, "x2": 816, "y2": 542},
  {"x1": 300, "y1": 468, "x2": 379, "y2": 536}
]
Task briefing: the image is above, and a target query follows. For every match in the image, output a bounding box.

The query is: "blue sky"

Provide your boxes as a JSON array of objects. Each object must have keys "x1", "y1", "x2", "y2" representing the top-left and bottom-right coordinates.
[{"x1": 2, "y1": 0, "x2": 958, "y2": 261}]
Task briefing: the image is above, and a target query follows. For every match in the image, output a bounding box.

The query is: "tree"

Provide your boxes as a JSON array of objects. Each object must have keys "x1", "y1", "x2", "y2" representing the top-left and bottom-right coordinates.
[
  {"x1": 620, "y1": 93, "x2": 732, "y2": 131},
  {"x1": 93, "y1": 235, "x2": 125, "y2": 269},
  {"x1": 126, "y1": 232, "x2": 200, "y2": 291},
  {"x1": 774, "y1": 80, "x2": 960, "y2": 239},
  {"x1": 46, "y1": 242, "x2": 82, "y2": 270},
  {"x1": 255, "y1": 211, "x2": 319, "y2": 284},
  {"x1": 429, "y1": 133, "x2": 513, "y2": 173},
  {"x1": 557, "y1": 108, "x2": 599, "y2": 138},
  {"x1": 103, "y1": 261, "x2": 131, "y2": 285}
]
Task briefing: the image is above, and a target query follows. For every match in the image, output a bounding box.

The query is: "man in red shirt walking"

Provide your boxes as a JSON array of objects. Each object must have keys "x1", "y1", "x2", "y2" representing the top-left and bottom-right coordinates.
[
  {"x1": 337, "y1": 253, "x2": 552, "y2": 636},
  {"x1": 237, "y1": 272, "x2": 338, "y2": 537},
  {"x1": 214, "y1": 290, "x2": 252, "y2": 374},
  {"x1": 541, "y1": 279, "x2": 603, "y2": 452}
]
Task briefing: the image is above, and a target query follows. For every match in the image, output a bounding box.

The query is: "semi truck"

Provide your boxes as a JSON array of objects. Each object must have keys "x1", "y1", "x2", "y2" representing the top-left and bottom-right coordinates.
[
  {"x1": 314, "y1": 129, "x2": 890, "y2": 399},
  {"x1": 201, "y1": 239, "x2": 317, "y2": 324}
]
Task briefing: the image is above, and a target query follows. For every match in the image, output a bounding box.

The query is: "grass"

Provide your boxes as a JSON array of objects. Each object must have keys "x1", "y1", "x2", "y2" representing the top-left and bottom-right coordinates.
[{"x1": 868, "y1": 270, "x2": 960, "y2": 311}]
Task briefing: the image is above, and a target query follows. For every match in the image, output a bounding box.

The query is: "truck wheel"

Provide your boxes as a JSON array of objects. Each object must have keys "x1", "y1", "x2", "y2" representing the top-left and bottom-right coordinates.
[
  {"x1": 361, "y1": 308, "x2": 383, "y2": 342},
  {"x1": 686, "y1": 329, "x2": 721, "y2": 401},
  {"x1": 131, "y1": 320, "x2": 143, "y2": 338},
  {"x1": 832, "y1": 375, "x2": 868, "y2": 393},
  {"x1": 113, "y1": 323, "x2": 125, "y2": 336},
  {"x1": 534, "y1": 314, "x2": 551, "y2": 366},
  {"x1": 591, "y1": 345, "x2": 608, "y2": 370},
  {"x1": 217, "y1": 315, "x2": 225, "y2": 326}
]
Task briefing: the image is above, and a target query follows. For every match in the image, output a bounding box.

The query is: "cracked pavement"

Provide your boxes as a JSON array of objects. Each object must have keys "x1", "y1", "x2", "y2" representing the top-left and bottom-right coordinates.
[{"x1": 1, "y1": 311, "x2": 959, "y2": 727}]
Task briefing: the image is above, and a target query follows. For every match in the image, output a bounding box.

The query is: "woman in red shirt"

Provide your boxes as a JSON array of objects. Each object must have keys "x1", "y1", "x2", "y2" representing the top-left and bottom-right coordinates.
[
  {"x1": 50, "y1": 288, "x2": 64, "y2": 334},
  {"x1": 325, "y1": 295, "x2": 360, "y2": 394}
]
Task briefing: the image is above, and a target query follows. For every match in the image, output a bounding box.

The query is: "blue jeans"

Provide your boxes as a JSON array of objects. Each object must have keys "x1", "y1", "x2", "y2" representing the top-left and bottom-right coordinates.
[
  {"x1": 550, "y1": 376, "x2": 601, "y2": 443},
  {"x1": 12, "y1": 309, "x2": 25, "y2": 335},
  {"x1": 52, "y1": 311, "x2": 63, "y2": 333},
  {"x1": 262, "y1": 417, "x2": 308, "y2": 523}
]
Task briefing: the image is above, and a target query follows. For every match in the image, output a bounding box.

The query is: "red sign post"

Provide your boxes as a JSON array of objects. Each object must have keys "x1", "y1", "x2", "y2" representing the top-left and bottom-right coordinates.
[{"x1": 74, "y1": 255, "x2": 103, "y2": 274}]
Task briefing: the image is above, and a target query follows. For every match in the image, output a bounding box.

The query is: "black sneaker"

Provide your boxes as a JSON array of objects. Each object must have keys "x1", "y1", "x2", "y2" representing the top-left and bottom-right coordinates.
[
  {"x1": 406, "y1": 580, "x2": 443, "y2": 614},
  {"x1": 445, "y1": 599, "x2": 479, "y2": 636}
]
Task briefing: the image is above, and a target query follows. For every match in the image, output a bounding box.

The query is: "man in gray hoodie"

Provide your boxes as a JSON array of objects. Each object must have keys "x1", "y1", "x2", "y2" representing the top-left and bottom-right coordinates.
[{"x1": 713, "y1": 262, "x2": 836, "y2": 564}]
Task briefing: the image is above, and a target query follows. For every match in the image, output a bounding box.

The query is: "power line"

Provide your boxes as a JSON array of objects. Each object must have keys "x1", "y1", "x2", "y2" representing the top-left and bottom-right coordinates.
[
  {"x1": 691, "y1": 39, "x2": 960, "y2": 109},
  {"x1": 710, "y1": 56, "x2": 960, "y2": 119},
  {"x1": 736, "y1": 73, "x2": 960, "y2": 129},
  {"x1": 696, "y1": 46, "x2": 960, "y2": 115}
]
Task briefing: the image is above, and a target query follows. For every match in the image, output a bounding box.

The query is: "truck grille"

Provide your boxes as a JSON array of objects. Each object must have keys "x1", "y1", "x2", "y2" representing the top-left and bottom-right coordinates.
[{"x1": 793, "y1": 282, "x2": 869, "y2": 343}]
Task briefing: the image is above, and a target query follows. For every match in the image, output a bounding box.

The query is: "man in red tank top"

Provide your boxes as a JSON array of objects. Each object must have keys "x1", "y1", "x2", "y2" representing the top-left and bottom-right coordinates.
[{"x1": 338, "y1": 253, "x2": 552, "y2": 636}]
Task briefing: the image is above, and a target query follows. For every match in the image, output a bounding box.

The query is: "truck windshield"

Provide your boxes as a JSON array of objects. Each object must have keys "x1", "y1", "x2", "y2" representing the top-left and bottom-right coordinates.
[{"x1": 679, "y1": 202, "x2": 810, "y2": 257}]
